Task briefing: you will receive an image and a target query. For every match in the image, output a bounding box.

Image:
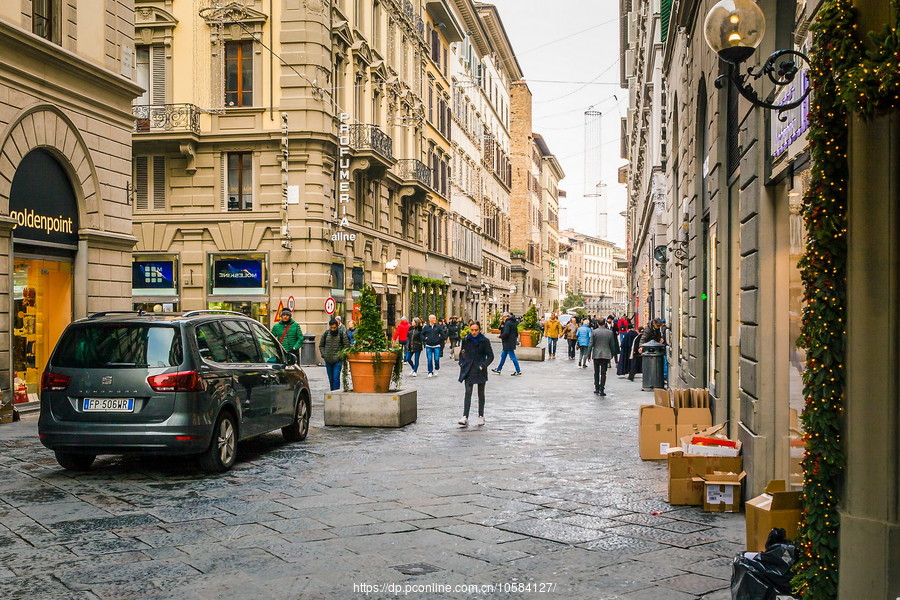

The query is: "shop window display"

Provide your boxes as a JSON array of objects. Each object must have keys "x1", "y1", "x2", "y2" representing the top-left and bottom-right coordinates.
[
  {"x1": 13, "y1": 259, "x2": 73, "y2": 402},
  {"x1": 787, "y1": 169, "x2": 810, "y2": 489}
]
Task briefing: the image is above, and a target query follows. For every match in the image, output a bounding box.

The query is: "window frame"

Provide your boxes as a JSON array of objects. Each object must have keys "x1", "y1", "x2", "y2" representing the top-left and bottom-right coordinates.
[
  {"x1": 218, "y1": 319, "x2": 263, "y2": 364},
  {"x1": 32, "y1": 0, "x2": 58, "y2": 44},
  {"x1": 225, "y1": 40, "x2": 254, "y2": 108},
  {"x1": 225, "y1": 151, "x2": 253, "y2": 211}
]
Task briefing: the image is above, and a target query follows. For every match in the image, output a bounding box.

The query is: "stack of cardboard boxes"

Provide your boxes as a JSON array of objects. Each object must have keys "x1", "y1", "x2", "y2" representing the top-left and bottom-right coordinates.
[{"x1": 638, "y1": 388, "x2": 746, "y2": 513}]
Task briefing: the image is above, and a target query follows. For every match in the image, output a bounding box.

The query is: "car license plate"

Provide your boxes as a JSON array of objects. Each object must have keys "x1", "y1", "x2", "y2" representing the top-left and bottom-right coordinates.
[{"x1": 82, "y1": 398, "x2": 135, "y2": 412}]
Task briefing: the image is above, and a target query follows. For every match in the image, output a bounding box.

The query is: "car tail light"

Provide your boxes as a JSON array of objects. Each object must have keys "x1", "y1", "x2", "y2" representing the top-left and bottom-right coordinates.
[
  {"x1": 41, "y1": 371, "x2": 71, "y2": 392},
  {"x1": 147, "y1": 371, "x2": 205, "y2": 392}
]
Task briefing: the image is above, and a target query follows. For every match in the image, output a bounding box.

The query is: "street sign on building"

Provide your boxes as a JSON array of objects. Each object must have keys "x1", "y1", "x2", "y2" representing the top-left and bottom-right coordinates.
[{"x1": 324, "y1": 297, "x2": 336, "y2": 315}]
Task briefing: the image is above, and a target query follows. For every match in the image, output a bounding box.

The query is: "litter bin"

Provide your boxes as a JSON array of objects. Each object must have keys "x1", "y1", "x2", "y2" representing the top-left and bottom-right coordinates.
[
  {"x1": 641, "y1": 340, "x2": 666, "y2": 390},
  {"x1": 300, "y1": 335, "x2": 317, "y2": 365}
]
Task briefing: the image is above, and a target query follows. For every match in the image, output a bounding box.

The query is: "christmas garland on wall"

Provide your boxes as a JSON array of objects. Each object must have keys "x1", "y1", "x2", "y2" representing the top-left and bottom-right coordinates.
[
  {"x1": 794, "y1": 1, "x2": 900, "y2": 598},
  {"x1": 409, "y1": 275, "x2": 448, "y2": 319}
]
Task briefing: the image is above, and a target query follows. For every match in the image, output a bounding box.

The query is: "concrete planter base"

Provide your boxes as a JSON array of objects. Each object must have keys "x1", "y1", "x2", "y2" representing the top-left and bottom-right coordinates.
[
  {"x1": 516, "y1": 347, "x2": 545, "y2": 361},
  {"x1": 324, "y1": 389, "x2": 417, "y2": 427}
]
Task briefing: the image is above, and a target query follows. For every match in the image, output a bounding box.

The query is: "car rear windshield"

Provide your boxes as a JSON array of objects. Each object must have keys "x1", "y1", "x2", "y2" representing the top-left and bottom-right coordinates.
[{"x1": 53, "y1": 324, "x2": 183, "y2": 368}]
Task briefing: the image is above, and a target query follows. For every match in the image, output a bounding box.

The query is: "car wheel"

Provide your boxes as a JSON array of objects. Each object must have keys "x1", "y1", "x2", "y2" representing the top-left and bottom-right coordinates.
[
  {"x1": 198, "y1": 410, "x2": 237, "y2": 473},
  {"x1": 282, "y1": 392, "x2": 311, "y2": 442},
  {"x1": 55, "y1": 451, "x2": 96, "y2": 471}
]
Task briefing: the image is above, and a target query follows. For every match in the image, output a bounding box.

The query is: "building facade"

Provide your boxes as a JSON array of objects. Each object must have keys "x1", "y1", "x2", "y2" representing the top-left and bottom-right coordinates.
[
  {"x1": 624, "y1": 0, "x2": 900, "y2": 593},
  {"x1": 620, "y1": 0, "x2": 667, "y2": 329},
  {"x1": 0, "y1": 1, "x2": 141, "y2": 408},
  {"x1": 534, "y1": 133, "x2": 563, "y2": 313}
]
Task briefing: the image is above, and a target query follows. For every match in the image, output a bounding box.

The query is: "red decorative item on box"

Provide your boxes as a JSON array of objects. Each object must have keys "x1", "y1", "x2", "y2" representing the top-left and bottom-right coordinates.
[
  {"x1": 14, "y1": 381, "x2": 28, "y2": 404},
  {"x1": 690, "y1": 436, "x2": 738, "y2": 448}
]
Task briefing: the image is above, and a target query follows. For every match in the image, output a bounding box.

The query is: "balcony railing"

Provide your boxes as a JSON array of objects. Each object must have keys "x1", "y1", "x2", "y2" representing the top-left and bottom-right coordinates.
[
  {"x1": 349, "y1": 124, "x2": 394, "y2": 161},
  {"x1": 133, "y1": 103, "x2": 201, "y2": 134},
  {"x1": 396, "y1": 159, "x2": 432, "y2": 188}
]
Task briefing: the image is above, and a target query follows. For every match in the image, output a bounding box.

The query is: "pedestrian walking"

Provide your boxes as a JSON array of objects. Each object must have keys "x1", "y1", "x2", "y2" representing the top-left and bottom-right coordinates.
[
  {"x1": 563, "y1": 317, "x2": 579, "y2": 360},
  {"x1": 447, "y1": 317, "x2": 461, "y2": 357},
  {"x1": 345, "y1": 320, "x2": 356, "y2": 345},
  {"x1": 318, "y1": 318, "x2": 350, "y2": 391},
  {"x1": 616, "y1": 314, "x2": 630, "y2": 346},
  {"x1": 543, "y1": 313, "x2": 563, "y2": 358},
  {"x1": 627, "y1": 326, "x2": 647, "y2": 381},
  {"x1": 492, "y1": 312, "x2": 522, "y2": 375},
  {"x1": 406, "y1": 318, "x2": 424, "y2": 376},
  {"x1": 393, "y1": 316, "x2": 410, "y2": 359},
  {"x1": 271, "y1": 309, "x2": 304, "y2": 363},
  {"x1": 576, "y1": 318, "x2": 593, "y2": 368},
  {"x1": 457, "y1": 321, "x2": 494, "y2": 427},
  {"x1": 618, "y1": 324, "x2": 639, "y2": 376},
  {"x1": 589, "y1": 323, "x2": 619, "y2": 396},
  {"x1": 422, "y1": 314, "x2": 446, "y2": 377}
]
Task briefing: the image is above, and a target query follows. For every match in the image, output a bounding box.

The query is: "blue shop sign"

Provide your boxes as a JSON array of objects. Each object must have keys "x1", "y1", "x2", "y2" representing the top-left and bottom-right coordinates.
[
  {"x1": 212, "y1": 258, "x2": 266, "y2": 295},
  {"x1": 133, "y1": 261, "x2": 176, "y2": 293}
]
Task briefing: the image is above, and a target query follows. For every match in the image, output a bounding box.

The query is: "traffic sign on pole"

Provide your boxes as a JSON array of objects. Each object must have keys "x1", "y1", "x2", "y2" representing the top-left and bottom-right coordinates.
[
  {"x1": 324, "y1": 297, "x2": 336, "y2": 315},
  {"x1": 287, "y1": 296, "x2": 295, "y2": 311}
]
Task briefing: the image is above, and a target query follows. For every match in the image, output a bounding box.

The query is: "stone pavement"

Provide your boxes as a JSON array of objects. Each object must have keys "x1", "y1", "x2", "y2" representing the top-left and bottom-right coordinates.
[{"x1": 0, "y1": 344, "x2": 746, "y2": 600}]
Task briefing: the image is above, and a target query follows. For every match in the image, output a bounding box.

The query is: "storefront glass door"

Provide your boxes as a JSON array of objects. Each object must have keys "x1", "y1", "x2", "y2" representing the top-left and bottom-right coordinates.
[{"x1": 13, "y1": 258, "x2": 73, "y2": 402}]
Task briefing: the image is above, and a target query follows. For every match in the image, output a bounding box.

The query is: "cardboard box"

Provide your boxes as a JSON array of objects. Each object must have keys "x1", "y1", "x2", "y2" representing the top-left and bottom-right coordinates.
[
  {"x1": 745, "y1": 480, "x2": 803, "y2": 552},
  {"x1": 675, "y1": 407, "x2": 713, "y2": 440},
  {"x1": 667, "y1": 450, "x2": 743, "y2": 505},
  {"x1": 654, "y1": 388, "x2": 672, "y2": 407},
  {"x1": 680, "y1": 423, "x2": 742, "y2": 457},
  {"x1": 638, "y1": 404, "x2": 677, "y2": 460},
  {"x1": 694, "y1": 471, "x2": 746, "y2": 513}
]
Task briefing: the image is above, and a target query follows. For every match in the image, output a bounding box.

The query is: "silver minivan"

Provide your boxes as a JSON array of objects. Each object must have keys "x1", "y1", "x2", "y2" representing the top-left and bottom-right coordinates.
[{"x1": 38, "y1": 310, "x2": 311, "y2": 472}]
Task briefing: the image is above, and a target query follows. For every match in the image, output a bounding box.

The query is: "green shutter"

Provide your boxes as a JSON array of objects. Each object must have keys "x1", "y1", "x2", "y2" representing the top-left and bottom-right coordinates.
[{"x1": 660, "y1": 0, "x2": 672, "y2": 43}]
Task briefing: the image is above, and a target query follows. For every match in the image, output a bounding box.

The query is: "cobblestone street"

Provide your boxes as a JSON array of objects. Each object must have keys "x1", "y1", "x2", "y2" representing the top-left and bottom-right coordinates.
[{"x1": 0, "y1": 346, "x2": 744, "y2": 600}]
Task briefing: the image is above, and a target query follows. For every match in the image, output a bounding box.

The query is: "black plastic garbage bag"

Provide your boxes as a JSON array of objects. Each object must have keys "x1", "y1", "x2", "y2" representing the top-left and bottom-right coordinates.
[{"x1": 731, "y1": 538, "x2": 797, "y2": 600}]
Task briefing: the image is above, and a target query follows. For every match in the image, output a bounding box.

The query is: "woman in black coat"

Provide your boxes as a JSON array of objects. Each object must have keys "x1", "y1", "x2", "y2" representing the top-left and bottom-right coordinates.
[{"x1": 457, "y1": 321, "x2": 494, "y2": 427}]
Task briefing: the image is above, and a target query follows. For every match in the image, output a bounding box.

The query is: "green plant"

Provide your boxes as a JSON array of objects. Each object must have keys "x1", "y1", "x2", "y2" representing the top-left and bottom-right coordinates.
[
  {"x1": 560, "y1": 290, "x2": 585, "y2": 313},
  {"x1": 518, "y1": 305, "x2": 543, "y2": 344},
  {"x1": 459, "y1": 324, "x2": 470, "y2": 338},
  {"x1": 341, "y1": 284, "x2": 402, "y2": 391},
  {"x1": 489, "y1": 311, "x2": 502, "y2": 330},
  {"x1": 510, "y1": 248, "x2": 525, "y2": 258}
]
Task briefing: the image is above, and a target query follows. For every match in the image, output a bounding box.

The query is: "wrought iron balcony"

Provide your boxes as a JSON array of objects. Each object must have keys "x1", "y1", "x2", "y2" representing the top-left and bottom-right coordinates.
[
  {"x1": 396, "y1": 159, "x2": 432, "y2": 188},
  {"x1": 348, "y1": 124, "x2": 394, "y2": 162},
  {"x1": 133, "y1": 103, "x2": 201, "y2": 134}
]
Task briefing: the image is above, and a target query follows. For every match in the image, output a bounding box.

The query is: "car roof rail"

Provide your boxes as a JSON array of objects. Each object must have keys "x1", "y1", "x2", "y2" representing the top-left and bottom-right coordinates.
[
  {"x1": 87, "y1": 310, "x2": 146, "y2": 319},
  {"x1": 180, "y1": 309, "x2": 247, "y2": 318}
]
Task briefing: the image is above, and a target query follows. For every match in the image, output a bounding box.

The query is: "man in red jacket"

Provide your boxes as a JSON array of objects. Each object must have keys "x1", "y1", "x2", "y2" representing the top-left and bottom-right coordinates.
[{"x1": 393, "y1": 316, "x2": 411, "y2": 362}]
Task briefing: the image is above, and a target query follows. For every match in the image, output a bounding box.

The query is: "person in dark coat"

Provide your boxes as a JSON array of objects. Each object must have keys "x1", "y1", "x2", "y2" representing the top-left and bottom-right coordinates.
[
  {"x1": 457, "y1": 321, "x2": 494, "y2": 427},
  {"x1": 492, "y1": 312, "x2": 522, "y2": 375},
  {"x1": 406, "y1": 318, "x2": 424, "y2": 377},
  {"x1": 627, "y1": 326, "x2": 646, "y2": 381},
  {"x1": 618, "y1": 324, "x2": 639, "y2": 376}
]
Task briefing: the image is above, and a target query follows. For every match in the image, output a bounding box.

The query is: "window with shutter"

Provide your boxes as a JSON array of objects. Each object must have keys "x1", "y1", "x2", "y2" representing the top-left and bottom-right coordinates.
[
  {"x1": 134, "y1": 156, "x2": 166, "y2": 212},
  {"x1": 152, "y1": 156, "x2": 166, "y2": 210},
  {"x1": 135, "y1": 156, "x2": 149, "y2": 211},
  {"x1": 136, "y1": 46, "x2": 166, "y2": 106}
]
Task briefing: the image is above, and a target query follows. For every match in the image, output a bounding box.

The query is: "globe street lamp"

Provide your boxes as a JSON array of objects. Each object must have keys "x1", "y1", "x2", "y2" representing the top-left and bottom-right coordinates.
[{"x1": 703, "y1": 0, "x2": 810, "y2": 117}]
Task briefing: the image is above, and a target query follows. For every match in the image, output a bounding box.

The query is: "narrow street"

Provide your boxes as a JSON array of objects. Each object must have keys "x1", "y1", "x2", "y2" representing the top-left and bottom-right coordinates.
[{"x1": 0, "y1": 343, "x2": 743, "y2": 600}]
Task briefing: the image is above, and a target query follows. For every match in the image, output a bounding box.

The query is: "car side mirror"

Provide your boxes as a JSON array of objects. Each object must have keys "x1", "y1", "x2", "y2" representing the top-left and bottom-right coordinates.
[{"x1": 284, "y1": 352, "x2": 297, "y2": 366}]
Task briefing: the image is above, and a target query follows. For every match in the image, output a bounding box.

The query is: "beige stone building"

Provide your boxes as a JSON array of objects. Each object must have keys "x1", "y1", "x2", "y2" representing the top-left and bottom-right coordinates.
[
  {"x1": 509, "y1": 80, "x2": 560, "y2": 316},
  {"x1": 129, "y1": 0, "x2": 465, "y2": 340},
  {"x1": 534, "y1": 133, "x2": 563, "y2": 313},
  {"x1": 130, "y1": 0, "x2": 520, "y2": 339},
  {"x1": 0, "y1": 1, "x2": 141, "y2": 408}
]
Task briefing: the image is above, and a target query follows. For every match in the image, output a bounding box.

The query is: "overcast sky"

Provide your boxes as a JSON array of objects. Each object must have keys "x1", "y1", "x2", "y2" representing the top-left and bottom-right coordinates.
[{"x1": 489, "y1": 0, "x2": 627, "y2": 248}]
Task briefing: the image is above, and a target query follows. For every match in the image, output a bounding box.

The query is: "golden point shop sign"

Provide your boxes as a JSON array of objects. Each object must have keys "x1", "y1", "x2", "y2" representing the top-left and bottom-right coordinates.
[{"x1": 333, "y1": 112, "x2": 357, "y2": 242}]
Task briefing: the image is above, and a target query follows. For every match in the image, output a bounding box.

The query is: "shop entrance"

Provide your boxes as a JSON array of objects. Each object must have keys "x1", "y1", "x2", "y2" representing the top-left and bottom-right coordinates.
[
  {"x1": 13, "y1": 259, "x2": 73, "y2": 402},
  {"x1": 9, "y1": 148, "x2": 79, "y2": 405}
]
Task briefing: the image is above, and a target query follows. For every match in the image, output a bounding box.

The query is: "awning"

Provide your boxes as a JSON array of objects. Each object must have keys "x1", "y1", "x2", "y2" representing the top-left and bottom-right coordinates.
[
  {"x1": 387, "y1": 286, "x2": 400, "y2": 294},
  {"x1": 371, "y1": 283, "x2": 386, "y2": 293}
]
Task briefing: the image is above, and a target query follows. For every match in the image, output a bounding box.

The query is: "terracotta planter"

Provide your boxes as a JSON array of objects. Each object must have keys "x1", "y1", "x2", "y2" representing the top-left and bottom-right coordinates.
[
  {"x1": 519, "y1": 330, "x2": 535, "y2": 347},
  {"x1": 490, "y1": 328, "x2": 500, "y2": 334},
  {"x1": 346, "y1": 351, "x2": 398, "y2": 393}
]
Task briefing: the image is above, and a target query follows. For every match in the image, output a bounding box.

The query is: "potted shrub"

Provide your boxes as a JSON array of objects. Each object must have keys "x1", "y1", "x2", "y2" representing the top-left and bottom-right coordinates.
[
  {"x1": 342, "y1": 285, "x2": 402, "y2": 393},
  {"x1": 489, "y1": 311, "x2": 502, "y2": 334},
  {"x1": 518, "y1": 305, "x2": 543, "y2": 348}
]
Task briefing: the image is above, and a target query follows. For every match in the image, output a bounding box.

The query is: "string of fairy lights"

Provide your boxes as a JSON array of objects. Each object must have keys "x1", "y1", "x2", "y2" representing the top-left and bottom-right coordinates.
[{"x1": 793, "y1": 1, "x2": 900, "y2": 598}]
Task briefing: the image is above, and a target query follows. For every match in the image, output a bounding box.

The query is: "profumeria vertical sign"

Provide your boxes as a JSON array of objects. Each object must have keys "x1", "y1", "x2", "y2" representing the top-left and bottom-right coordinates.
[{"x1": 334, "y1": 113, "x2": 356, "y2": 242}]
